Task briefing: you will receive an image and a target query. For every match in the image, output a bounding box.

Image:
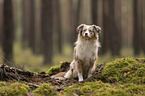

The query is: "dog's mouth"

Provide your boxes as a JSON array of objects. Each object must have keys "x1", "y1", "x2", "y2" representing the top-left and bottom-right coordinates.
[
  {"x1": 83, "y1": 36, "x2": 92, "y2": 40},
  {"x1": 85, "y1": 35, "x2": 89, "y2": 37}
]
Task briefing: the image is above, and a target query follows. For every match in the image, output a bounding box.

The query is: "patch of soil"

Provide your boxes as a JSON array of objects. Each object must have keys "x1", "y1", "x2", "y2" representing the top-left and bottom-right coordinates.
[{"x1": 0, "y1": 62, "x2": 105, "y2": 90}]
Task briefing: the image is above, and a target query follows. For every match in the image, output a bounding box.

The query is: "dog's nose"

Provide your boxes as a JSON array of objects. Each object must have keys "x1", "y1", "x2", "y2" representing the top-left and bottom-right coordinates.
[{"x1": 85, "y1": 33, "x2": 88, "y2": 36}]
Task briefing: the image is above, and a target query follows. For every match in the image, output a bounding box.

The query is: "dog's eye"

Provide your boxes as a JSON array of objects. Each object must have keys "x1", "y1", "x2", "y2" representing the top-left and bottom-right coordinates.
[
  {"x1": 89, "y1": 30, "x2": 92, "y2": 32},
  {"x1": 83, "y1": 29, "x2": 86, "y2": 32},
  {"x1": 90, "y1": 32, "x2": 93, "y2": 35}
]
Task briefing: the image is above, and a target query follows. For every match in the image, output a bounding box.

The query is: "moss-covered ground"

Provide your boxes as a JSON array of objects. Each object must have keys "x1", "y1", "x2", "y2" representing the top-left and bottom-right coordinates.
[{"x1": 0, "y1": 57, "x2": 145, "y2": 95}]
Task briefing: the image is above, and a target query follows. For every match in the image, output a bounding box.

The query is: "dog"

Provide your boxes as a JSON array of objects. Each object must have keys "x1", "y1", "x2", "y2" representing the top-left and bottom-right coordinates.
[{"x1": 64, "y1": 24, "x2": 101, "y2": 81}]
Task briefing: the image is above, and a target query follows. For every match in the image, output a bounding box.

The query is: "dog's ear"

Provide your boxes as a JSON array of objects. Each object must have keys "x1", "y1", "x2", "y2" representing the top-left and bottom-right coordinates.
[
  {"x1": 76, "y1": 24, "x2": 85, "y2": 35},
  {"x1": 92, "y1": 25, "x2": 101, "y2": 34}
]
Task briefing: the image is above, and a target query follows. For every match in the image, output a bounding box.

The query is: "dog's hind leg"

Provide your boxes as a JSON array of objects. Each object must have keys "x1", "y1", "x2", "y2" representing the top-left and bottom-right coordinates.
[
  {"x1": 64, "y1": 60, "x2": 75, "y2": 78},
  {"x1": 64, "y1": 70, "x2": 72, "y2": 78}
]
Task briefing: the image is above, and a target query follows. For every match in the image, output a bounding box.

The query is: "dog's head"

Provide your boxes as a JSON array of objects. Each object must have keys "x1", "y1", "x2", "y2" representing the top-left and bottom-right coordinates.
[{"x1": 77, "y1": 24, "x2": 101, "y2": 40}]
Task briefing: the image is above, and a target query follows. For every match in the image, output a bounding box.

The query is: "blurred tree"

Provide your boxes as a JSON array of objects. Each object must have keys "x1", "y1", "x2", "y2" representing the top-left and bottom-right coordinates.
[
  {"x1": 71, "y1": 0, "x2": 81, "y2": 45},
  {"x1": 22, "y1": 0, "x2": 30, "y2": 49},
  {"x1": 41, "y1": 0, "x2": 53, "y2": 64},
  {"x1": 143, "y1": 0, "x2": 145, "y2": 54},
  {"x1": 35, "y1": 0, "x2": 42, "y2": 54},
  {"x1": 91, "y1": 0, "x2": 98, "y2": 25},
  {"x1": 29, "y1": 0, "x2": 36, "y2": 54},
  {"x1": 102, "y1": 0, "x2": 110, "y2": 55},
  {"x1": 133, "y1": 0, "x2": 142, "y2": 55},
  {"x1": 0, "y1": 2, "x2": 2, "y2": 45},
  {"x1": 2, "y1": 0, "x2": 14, "y2": 64},
  {"x1": 109, "y1": 0, "x2": 121, "y2": 56},
  {"x1": 102, "y1": 0, "x2": 121, "y2": 56},
  {"x1": 53, "y1": 0, "x2": 62, "y2": 54}
]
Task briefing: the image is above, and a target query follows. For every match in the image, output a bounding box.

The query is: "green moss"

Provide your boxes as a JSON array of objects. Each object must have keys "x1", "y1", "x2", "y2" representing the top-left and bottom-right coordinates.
[
  {"x1": 84, "y1": 81, "x2": 111, "y2": 91},
  {"x1": 47, "y1": 65, "x2": 61, "y2": 76},
  {"x1": 120, "y1": 83, "x2": 145, "y2": 95},
  {"x1": 103, "y1": 57, "x2": 145, "y2": 84},
  {"x1": 33, "y1": 83, "x2": 56, "y2": 96},
  {"x1": 0, "y1": 82, "x2": 6, "y2": 87},
  {"x1": 64, "y1": 81, "x2": 113, "y2": 95},
  {"x1": 64, "y1": 81, "x2": 145, "y2": 96},
  {"x1": 96, "y1": 87, "x2": 128, "y2": 96},
  {"x1": 0, "y1": 83, "x2": 29, "y2": 96},
  {"x1": 47, "y1": 62, "x2": 69, "y2": 76},
  {"x1": 0, "y1": 86, "x2": 10, "y2": 95},
  {"x1": 65, "y1": 87, "x2": 83, "y2": 95},
  {"x1": 81, "y1": 85, "x2": 92, "y2": 93},
  {"x1": 64, "y1": 84, "x2": 83, "y2": 95}
]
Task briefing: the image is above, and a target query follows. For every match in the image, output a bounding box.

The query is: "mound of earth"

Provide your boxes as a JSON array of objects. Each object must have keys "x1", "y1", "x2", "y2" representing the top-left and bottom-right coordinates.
[
  {"x1": 0, "y1": 61, "x2": 105, "y2": 89},
  {"x1": 0, "y1": 57, "x2": 145, "y2": 94}
]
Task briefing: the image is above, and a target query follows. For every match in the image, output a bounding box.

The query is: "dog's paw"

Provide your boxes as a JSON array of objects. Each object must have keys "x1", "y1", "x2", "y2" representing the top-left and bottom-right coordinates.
[
  {"x1": 88, "y1": 74, "x2": 92, "y2": 78},
  {"x1": 78, "y1": 73, "x2": 83, "y2": 82},
  {"x1": 79, "y1": 78, "x2": 83, "y2": 82},
  {"x1": 78, "y1": 75, "x2": 83, "y2": 82}
]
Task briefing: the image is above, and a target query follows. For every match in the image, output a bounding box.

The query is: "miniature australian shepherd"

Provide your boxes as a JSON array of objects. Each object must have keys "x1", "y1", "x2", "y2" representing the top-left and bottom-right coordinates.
[{"x1": 64, "y1": 24, "x2": 101, "y2": 81}]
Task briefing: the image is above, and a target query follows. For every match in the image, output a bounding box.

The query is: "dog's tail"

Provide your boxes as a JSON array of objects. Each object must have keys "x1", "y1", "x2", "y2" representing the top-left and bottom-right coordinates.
[{"x1": 64, "y1": 60, "x2": 76, "y2": 78}]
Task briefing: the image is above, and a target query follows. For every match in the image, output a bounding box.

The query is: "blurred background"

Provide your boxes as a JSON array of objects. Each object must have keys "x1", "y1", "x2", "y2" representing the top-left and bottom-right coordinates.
[{"x1": 0, "y1": 0, "x2": 145, "y2": 72}]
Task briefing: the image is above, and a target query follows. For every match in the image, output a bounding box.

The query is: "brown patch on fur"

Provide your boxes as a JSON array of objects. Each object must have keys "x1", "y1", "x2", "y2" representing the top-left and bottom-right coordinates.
[
  {"x1": 75, "y1": 58, "x2": 83, "y2": 73},
  {"x1": 73, "y1": 48, "x2": 76, "y2": 60}
]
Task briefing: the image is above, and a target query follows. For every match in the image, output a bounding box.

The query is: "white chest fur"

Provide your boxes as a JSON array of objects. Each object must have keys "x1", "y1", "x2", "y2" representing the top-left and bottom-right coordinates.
[{"x1": 75, "y1": 38, "x2": 100, "y2": 64}]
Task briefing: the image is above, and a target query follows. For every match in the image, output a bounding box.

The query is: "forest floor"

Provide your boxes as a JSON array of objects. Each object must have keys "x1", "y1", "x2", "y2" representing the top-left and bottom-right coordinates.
[
  {"x1": 0, "y1": 57, "x2": 145, "y2": 95},
  {"x1": 0, "y1": 61, "x2": 104, "y2": 89}
]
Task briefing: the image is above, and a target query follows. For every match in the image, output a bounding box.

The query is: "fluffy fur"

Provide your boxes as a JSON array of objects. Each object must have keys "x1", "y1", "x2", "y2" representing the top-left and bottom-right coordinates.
[{"x1": 64, "y1": 24, "x2": 101, "y2": 81}]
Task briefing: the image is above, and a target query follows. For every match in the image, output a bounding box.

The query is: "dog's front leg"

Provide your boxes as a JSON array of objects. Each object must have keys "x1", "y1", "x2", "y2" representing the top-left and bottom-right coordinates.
[
  {"x1": 88, "y1": 59, "x2": 96, "y2": 78},
  {"x1": 88, "y1": 63, "x2": 96, "y2": 78},
  {"x1": 75, "y1": 58, "x2": 83, "y2": 82}
]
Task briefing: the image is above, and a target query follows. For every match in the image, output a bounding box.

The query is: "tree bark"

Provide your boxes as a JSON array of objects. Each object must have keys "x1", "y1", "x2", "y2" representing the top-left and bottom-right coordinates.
[
  {"x1": 29, "y1": 0, "x2": 35, "y2": 54},
  {"x1": 91, "y1": 0, "x2": 98, "y2": 25},
  {"x1": 2, "y1": 0, "x2": 14, "y2": 64},
  {"x1": 22, "y1": 0, "x2": 30, "y2": 49},
  {"x1": 133, "y1": 0, "x2": 142, "y2": 55},
  {"x1": 71, "y1": 0, "x2": 81, "y2": 46},
  {"x1": 143, "y1": 0, "x2": 145, "y2": 54},
  {"x1": 109, "y1": 0, "x2": 121, "y2": 56},
  {"x1": 41, "y1": 0, "x2": 53, "y2": 64},
  {"x1": 0, "y1": 2, "x2": 3, "y2": 45},
  {"x1": 102, "y1": 0, "x2": 110, "y2": 55},
  {"x1": 53, "y1": 0, "x2": 62, "y2": 54},
  {"x1": 102, "y1": 0, "x2": 121, "y2": 56}
]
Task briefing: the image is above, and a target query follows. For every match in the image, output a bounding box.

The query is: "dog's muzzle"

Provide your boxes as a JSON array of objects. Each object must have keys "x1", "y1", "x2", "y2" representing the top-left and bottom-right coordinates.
[{"x1": 85, "y1": 33, "x2": 88, "y2": 37}]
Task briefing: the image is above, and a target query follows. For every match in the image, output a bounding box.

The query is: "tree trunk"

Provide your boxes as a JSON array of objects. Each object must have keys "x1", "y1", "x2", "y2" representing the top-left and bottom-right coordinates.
[
  {"x1": 102, "y1": 0, "x2": 121, "y2": 56},
  {"x1": 71, "y1": 0, "x2": 81, "y2": 46},
  {"x1": 109, "y1": 0, "x2": 121, "y2": 56},
  {"x1": 143, "y1": 0, "x2": 145, "y2": 53},
  {"x1": 22, "y1": 0, "x2": 30, "y2": 49},
  {"x1": 41, "y1": 0, "x2": 53, "y2": 64},
  {"x1": 2, "y1": 0, "x2": 14, "y2": 65},
  {"x1": 53, "y1": 0, "x2": 62, "y2": 54},
  {"x1": 102, "y1": 0, "x2": 110, "y2": 55},
  {"x1": 29, "y1": 0, "x2": 35, "y2": 54},
  {"x1": 91, "y1": 0, "x2": 98, "y2": 25},
  {"x1": 133, "y1": 0, "x2": 142, "y2": 55},
  {"x1": 0, "y1": 2, "x2": 3, "y2": 45},
  {"x1": 34, "y1": 0, "x2": 41, "y2": 54}
]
